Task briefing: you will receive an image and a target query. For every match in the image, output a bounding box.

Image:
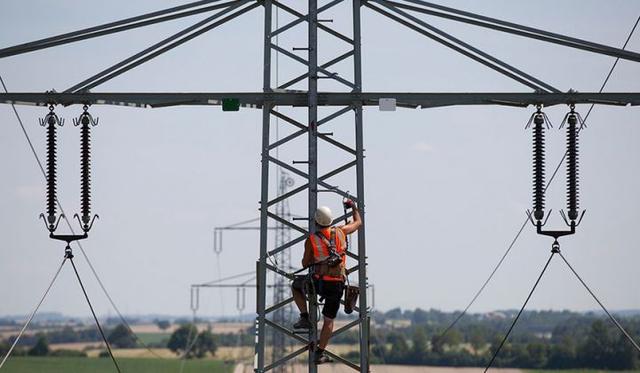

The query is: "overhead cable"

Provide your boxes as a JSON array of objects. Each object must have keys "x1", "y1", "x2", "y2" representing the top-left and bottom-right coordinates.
[
  {"x1": 68, "y1": 253, "x2": 122, "y2": 373},
  {"x1": 0, "y1": 258, "x2": 66, "y2": 370},
  {"x1": 483, "y1": 251, "x2": 556, "y2": 372},
  {"x1": 559, "y1": 251, "x2": 640, "y2": 354}
]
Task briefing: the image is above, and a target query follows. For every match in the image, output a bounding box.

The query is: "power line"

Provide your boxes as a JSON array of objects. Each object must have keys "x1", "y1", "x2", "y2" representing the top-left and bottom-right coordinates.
[
  {"x1": 68, "y1": 253, "x2": 122, "y2": 373},
  {"x1": 0, "y1": 257, "x2": 66, "y2": 370},
  {"x1": 440, "y1": 13, "x2": 640, "y2": 338},
  {"x1": 558, "y1": 251, "x2": 640, "y2": 354},
  {"x1": 0, "y1": 75, "x2": 46, "y2": 176},
  {"x1": 439, "y1": 219, "x2": 527, "y2": 338},
  {"x1": 483, "y1": 250, "x2": 555, "y2": 372},
  {"x1": 178, "y1": 320, "x2": 200, "y2": 373}
]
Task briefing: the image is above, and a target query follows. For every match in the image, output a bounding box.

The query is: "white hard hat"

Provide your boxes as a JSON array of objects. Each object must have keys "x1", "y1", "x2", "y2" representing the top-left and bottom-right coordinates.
[{"x1": 314, "y1": 206, "x2": 333, "y2": 227}]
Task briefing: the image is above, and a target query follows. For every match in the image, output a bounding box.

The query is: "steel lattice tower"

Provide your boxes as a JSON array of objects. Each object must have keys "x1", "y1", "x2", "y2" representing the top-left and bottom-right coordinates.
[
  {"x1": 271, "y1": 171, "x2": 294, "y2": 373},
  {"x1": 256, "y1": 2, "x2": 370, "y2": 372},
  {"x1": 2, "y1": 1, "x2": 640, "y2": 373}
]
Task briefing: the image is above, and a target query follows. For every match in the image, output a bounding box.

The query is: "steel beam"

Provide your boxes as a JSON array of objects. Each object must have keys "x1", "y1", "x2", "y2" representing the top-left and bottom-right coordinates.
[
  {"x1": 271, "y1": 172, "x2": 294, "y2": 373},
  {"x1": 266, "y1": 297, "x2": 294, "y2": 315},
  {"x1": 265, "y1": 263, "x2": 295, "y2": 281},
  {"x1": 266, "y1": 211, "x2": 308, "y2": 235},
  {"x1": 394, "y1": 0, "x2": 640, "y2": 63},
  {"x1": 270, "y1": 44, "x2": 356, "y2": 89},
  {"x1": 365, "y1": 2, "x2": 551, "y2": 92},
  {"x1": 267, "y1": 236, "x2": 307, "y2": 257},
  {"x1": 270, "y1": 0, "x2": 344, "y2": 38},
  {"x1": 353, "y1": 1, "x2": 369, "y2": 371},
  {"x1": 0, "y1": 0, "x2": 234, "y2": 58},
  {"x1": 255, "y1": 1, "x2": 273, "y2": 370},
  {"x1": 269, "y1": 109, "x2": 355, "y2": 153},
  {"x1": 5, "y1": 92, "x2": 640, "y2": 108},
  {"x1": 267, "y1": 161, "x2": 358, "y2": 209},
  {"x1": 272, "y1": 0, "x2": 353, "y2": 44},
  {"x1": 264, "y1": 346, "x2": 309, "y2": 372},
  {"x1": 307, "y1": 1, "x2": 319, "y2": 371},
  {"x1": 373, "y1": 0, "x2": 560, "y2": 93},
  {"x1": 279, "y1": 51, "x2": 354, "y2": 90},
  {"x1": 66, "y1": 0, "x2": 256, "y2": 93}
]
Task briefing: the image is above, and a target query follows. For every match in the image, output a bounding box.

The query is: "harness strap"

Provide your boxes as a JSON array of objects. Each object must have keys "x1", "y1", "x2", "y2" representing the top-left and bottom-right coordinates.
[
  {"x1": 315, "y1": 228, "x2": 334, "y2": 249},
  {"x1": 316, "y1": 228, "x2": 345, "y2": 258}
]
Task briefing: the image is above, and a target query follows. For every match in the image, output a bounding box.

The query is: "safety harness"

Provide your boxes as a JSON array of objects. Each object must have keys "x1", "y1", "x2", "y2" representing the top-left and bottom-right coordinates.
[{"x1": 310, "y1": 227, "x2": 346, "y2": 281}]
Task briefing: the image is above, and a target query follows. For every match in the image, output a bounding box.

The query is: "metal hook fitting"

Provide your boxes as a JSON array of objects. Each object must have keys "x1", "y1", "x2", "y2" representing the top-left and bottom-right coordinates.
[
  {"x1": 526, "y1": 209, "x2": 552, "y2": 227},
  {"x1": 40, "y1": 213, "x2": 64, "y2": 233},
  {"x1": 551, "y1": 240, "x2": 560, "y2": 253},
  {"x1": 73, "y1": 109, "x2": 99, "y2": 127},
  {"x1": 39, "y1": 110, "x2": 65, "y2": 127},
  {"x1": 525, "y1": 106, "x2": 552, "y2": 130},
  {"x1": 559, "y1": 209, "x2": 586, "y2": 229},
  {"x1": 575, "y1": 210, "x2": 587, "y2": 227},
  {"x1": 64, "y1": 245, "x2": 74, "y2": 259},
  {"x1": 73, "y1": 213, "x2": 99, "y2": 233}
]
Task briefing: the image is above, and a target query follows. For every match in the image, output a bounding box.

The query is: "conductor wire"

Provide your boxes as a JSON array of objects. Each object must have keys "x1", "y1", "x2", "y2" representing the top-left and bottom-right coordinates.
[
  {"x1": 558, "y1": 251, "x2": 640, "y2": 353},
  {"x1": 68, "y1": 253, "x2": 122, "y2": 373},
  {"x1": 0, "y1": 257, "x2": 66, "y2": 370},
  {"x1": 483, "y1": 250, "x2": 555, "y2": 372}
]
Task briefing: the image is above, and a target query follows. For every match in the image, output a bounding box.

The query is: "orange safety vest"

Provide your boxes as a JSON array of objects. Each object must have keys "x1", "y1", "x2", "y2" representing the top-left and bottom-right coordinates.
[{"x1": 308, "y1": 227, "x2": 347, "y2": 282}]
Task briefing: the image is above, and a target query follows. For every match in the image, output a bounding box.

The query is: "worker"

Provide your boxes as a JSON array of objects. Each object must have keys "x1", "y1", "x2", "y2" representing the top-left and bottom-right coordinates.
[{"x1": 291, "y1": 199, "x2": 362, "y2": 364}]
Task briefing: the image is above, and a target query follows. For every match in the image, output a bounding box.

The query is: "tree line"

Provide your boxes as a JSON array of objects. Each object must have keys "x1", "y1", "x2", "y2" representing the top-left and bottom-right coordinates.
[
  {"x1": 336, "y1": 308, "x2": 640, "y2": 369},
  {"x1": 2, "y1": 308, "x2": 639, "y2": 369}
]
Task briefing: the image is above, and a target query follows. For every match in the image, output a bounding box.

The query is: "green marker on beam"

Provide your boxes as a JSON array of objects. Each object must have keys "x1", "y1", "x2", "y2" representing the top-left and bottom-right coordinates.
[{"x1": 222, "y1": 98, "x2": 240, "y2": 112}]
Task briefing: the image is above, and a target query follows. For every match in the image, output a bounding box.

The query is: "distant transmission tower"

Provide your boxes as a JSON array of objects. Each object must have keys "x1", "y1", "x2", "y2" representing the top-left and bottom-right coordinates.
[{"x1": 271, "y1": 171, "x2": 294, "y2": 373}]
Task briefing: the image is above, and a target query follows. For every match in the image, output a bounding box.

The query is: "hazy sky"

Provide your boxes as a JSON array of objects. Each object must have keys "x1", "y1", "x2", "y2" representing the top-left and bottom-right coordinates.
[{"x1": 1, "y1": 0, "x2": 640, "y2": 319}]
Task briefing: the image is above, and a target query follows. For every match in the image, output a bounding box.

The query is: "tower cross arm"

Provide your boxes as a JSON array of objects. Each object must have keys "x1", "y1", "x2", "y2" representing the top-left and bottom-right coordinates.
[{"x1": 2, "y1": 91, "x2": 640, "y2": 109}]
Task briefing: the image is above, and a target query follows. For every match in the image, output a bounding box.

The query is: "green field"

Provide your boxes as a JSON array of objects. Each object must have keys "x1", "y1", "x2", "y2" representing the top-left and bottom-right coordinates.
[
  {"x1": 1, "y1": 357, "x2": 233, "y2": 373},
  {"x1": 136, "y1": 332, "x2": 172, "y2": 345}
]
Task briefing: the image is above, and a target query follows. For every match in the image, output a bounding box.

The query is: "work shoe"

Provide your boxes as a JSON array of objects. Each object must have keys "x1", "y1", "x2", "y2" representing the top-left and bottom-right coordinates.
[
  {"x1": 293, "y1": 316, "x2": 312, "y2": 330},
  {"x1": 314, "y1": 350, "x2": 333, "y2": 364}
]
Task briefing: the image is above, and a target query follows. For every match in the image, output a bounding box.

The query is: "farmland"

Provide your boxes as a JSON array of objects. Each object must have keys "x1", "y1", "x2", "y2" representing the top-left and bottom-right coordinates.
[
  {"x1": 0, "y1": 357, "x2": 232, "y2": 373},
  {"x1": 3, "y1": 356, "x2": 640, "y2": 372}
]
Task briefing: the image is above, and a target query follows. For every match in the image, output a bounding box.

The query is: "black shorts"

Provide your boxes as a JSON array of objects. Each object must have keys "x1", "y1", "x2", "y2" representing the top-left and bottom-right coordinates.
[{"x1": 313, "y1": 279, "x2": 344, "y2": 319}]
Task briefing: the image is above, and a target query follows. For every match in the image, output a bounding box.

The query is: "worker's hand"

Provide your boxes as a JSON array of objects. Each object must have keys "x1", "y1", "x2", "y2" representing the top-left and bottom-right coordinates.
[{"x1": 343, "y1": 199, "x2": 356, "y2": 209}]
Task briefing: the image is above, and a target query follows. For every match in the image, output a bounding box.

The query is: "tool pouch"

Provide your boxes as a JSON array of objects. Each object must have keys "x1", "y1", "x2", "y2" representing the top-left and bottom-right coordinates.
[
  {"x1": 314, "y1": 259, "x2": 343, "y2": 278},
  {"x1": 344, "y1": 285, "x2": 359, "y2": 314}
]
